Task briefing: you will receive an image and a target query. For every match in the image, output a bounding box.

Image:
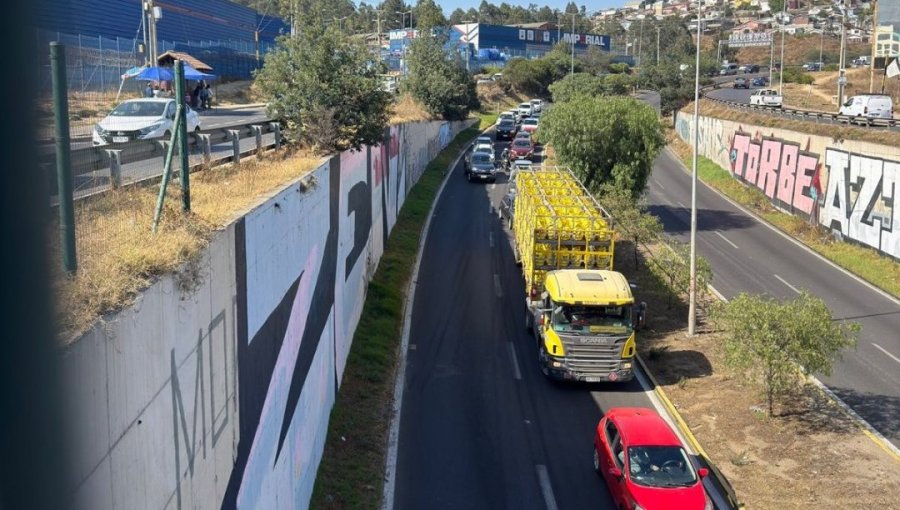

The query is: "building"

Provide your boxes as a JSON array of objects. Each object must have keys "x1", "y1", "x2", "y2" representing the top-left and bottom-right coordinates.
[
  {"x1": 387, "y1": 22, "x2": 612, "y2": 72},
  {"x1": 876, "y1": 24, "x2": 900, "y2": 58}
]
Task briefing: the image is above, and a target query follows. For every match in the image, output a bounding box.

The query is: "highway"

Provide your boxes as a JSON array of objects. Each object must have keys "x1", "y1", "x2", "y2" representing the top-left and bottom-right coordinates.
[
  {"x1": 646, "y1": 148, "x2": 900, "y2": 448},
  {"x1": 392, "y1": 134, "x2": 725, "y2": 509}
]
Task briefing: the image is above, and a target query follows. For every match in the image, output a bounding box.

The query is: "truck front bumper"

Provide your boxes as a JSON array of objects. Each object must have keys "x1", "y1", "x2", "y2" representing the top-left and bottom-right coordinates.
[{"x1": 540, "y1": 354, "x2": 635, "y2": 383}]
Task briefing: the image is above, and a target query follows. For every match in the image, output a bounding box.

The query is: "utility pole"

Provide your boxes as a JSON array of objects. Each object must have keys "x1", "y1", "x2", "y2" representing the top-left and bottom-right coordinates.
[
  {"x1": 688, "y1": 0, "x2": 703, "y2": 337},
  {"x1": 869, "y1": 0, "x2": 878, "y2": 92},
  {"x1": 638, "y1": 17, "x2": 644, "y2": 67},
  {"x1": 656, "y1": 26, "x2": 661, "y2": 65},
  {"x1": 570, "y1": 13, "x2": 576, "y2": 76},
  {"x1": 769, "y1": 31, "x2": 775, "y2": 83},
  {"x1": 778, "y1": 0, "x2": 787, "y2": 96},
  {"x1": 837, "y1": 1, "x2": 847, "y2": 105}
]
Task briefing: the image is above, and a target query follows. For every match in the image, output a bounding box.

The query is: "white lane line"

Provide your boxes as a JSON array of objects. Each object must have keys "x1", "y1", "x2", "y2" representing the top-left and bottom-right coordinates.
[
  {"x1": 507, "y1": 342, "x2": 522, "y2": 380},
  {"x1": 535, "y1": 465, "x2": 559, "y2": 510},
  {"x1": 489, "y1": 231, "x2": 495, "y2": 248},
  {"x1": 490, "y1": 183, "x2": 496, "y2": 190},
  {"x1": 773, "y1": 274, "x2": 801, "y2": 294},
  {"x1": 652, "y1": 177, "x2": 662, "y2": 187},
  {"x1": 493, "y1": 274, "x2": 503, "y2": 298},
  {"x1": 714, "y1": 231, "x2": 739, "y2": 249},
  {"x1": 676, "y1": 200, "x2": 687, "y2": 208},
  {"x1": 873, "y1": 343, "x2": 900, "y2": 365}
]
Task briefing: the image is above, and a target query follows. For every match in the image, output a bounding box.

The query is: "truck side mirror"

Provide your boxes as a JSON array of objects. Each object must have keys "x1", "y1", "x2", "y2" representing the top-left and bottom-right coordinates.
[{"x1": 633, "y1": 302, "x2": 647, "y2": 331}]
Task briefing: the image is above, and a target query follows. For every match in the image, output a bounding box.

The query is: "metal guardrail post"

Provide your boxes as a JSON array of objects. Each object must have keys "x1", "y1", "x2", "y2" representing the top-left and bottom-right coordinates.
[
  {"x1": 269, "y1": 122, "x2": 281, "y2": 150},
  {"x1": 251, "y1": 124, "x2": 264, "y2": 155},
  {"x1": 197, "y1": 134, "x2": 211, "y2": 165},
  {"x1": 174, "y1": 60, "x2": 190, "y2": 212},
  {"x1": 51, "y1": 42, "x2": 77, "y2": 274},
  {"x1": 228, "y1": 129, "x2": 241, "y2": 164},
  {"x1": 105, "y1": 149, "x2": 123, "y2": 189}
]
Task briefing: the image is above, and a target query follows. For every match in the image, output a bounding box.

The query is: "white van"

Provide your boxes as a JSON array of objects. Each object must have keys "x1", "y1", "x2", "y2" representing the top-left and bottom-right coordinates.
[
  {"x1": 530, "y1": 98, "x2": 543, "y2": 113},
  {"x1": 839, "y1": 94, "x2": 893, "y2": 119},
  {"x1": 749, "y1": 89, "x2": 783, "y2": 107},
  {"x1": 719, "y1": 63, "x2": 738, "y2": 75}
]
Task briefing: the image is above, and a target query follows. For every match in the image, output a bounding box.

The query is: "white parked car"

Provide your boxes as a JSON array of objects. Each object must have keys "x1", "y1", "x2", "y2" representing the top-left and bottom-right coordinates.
[
  {"x1": 93, "y1": 98, "x2": 201, "y2": 146},
  {"x1": 530, "y1": 98, "x2": 543, "y2": 113},
  {"x1": 839, "y1": 94, "x2": 893, "y2": 120},
  {"x1": 749, "y1": 89, "x2": 783, "y2": 108}
]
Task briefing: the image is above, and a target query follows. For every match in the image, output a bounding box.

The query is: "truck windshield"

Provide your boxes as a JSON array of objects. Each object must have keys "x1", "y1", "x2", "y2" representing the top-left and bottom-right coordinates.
[{"x1": 551, "y1": 304, "x2": 632, "y2": 334}]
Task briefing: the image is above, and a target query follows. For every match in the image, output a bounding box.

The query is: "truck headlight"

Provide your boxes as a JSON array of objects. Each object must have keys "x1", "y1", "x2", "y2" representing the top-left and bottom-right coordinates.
[{"x1": 621, "y1": 362, "x2": 632, "y2": 369}]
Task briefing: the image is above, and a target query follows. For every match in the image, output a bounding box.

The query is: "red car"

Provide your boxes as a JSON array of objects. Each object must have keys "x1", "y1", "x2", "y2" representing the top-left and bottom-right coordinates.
[
  {"x1": 508, "y1": 137, "x2": 534, "y2": 161},
  {"x1": 593, "y1": 408, "x2": 711, "y2": 510}
]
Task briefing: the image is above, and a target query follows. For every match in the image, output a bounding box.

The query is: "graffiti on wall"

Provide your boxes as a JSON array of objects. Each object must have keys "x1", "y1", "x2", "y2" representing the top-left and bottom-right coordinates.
[
  {"x1": 219, "y1": 120, "x2": 465, "y2": 509},
  {"x1": 722, "y1": 126, "x2": 900, "y2": 260}
]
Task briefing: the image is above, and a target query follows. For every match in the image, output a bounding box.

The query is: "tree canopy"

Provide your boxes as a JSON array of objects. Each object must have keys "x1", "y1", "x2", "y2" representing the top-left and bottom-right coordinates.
[
  {"x1": 254, "y1": 27, "x2": 392, "y2": 154},
  {"x1": 404, "y1": 33, "x2": 479, "y2": 120}
]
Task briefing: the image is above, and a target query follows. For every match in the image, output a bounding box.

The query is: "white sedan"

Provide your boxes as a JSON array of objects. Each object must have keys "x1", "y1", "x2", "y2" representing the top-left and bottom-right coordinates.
[{"x1": 92, "y1": 98, "x2": 201, "y2": 146}]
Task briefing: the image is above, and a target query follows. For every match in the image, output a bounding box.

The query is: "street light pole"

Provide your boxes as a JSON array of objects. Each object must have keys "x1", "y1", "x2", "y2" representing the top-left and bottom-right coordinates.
[
  {"x1": 571, "y1": 13, "x2": 577, "y2": 76},
  {"x1": 838, "y1": 1, "x2": 848, "y2": 105},
  {"x1": 779, "y1": 0, "x2": 787, "y2": 96},
  {"x1": 657, "y1": 26, "x2": 661, "y2": 65},
  {"x1": 688, "y1": 0, "x2": 703, "y2": 337}
]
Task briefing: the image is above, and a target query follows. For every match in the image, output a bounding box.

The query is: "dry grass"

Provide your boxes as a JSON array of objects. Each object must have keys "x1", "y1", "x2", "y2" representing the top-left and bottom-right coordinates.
[
  {"x1": 53, "y1": 149, "x2": 322, "y2": 341},
  {"x1": 693, "y1": 99, "x2": 900, "y2": 147},
  {"x1": 735, "y1": 33, "x2": 869, "y2": 70},
  {"x1": 389, "y1": 93, "x2": 436, "y2": 124},
  {"x1": 214, "y1": 80, "x2": 264, "y2": 106},
  {"x1": 477, "y1": 81, "x2": 525, "y2": 113}
]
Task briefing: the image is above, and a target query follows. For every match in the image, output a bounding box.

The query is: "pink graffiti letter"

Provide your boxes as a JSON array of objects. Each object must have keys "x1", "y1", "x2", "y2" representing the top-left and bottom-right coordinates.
[
  {"x1": 731, "y1": 133, "x2": 751, "y2": 179},
  {"x1": 744, "y1": 141, "x2": 761, "y2": 185},
  {"x1": 757, "y1": 139, "x2": 782, "y2": 199},
  {"x1": 776, "y1": 144, "x2": 799, "y2": 205},
  {"x1": 792, "y1": 154, "x2": 817, "y2": 215}
]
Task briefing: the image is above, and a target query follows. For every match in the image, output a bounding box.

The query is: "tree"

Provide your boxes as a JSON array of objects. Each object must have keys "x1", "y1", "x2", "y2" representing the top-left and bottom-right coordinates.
[
  {"x1": 579, "y1": 45, "x2": 614, "y2": 75},
  {"x1": 412, "y1": 0, "x2": 446, "y2": 30},
  {"x1": 255, "y1": 28, "x2": 392, "y2": 154},
  {"x1": 769, "y1": 0, "x2": 784, "y2": 13},
  {"x1": 647, "y1": 240, "x2": 712, "y2": 309},
  {"x1": 380, "y1": 0, "x2": 411, "y2": 30},
  {"x1": 711, "y1": 292, "x2": 859, "y2": 417},
  {"x1": 537, "y1": 96, "x2": 664, "y2": 197},
  {"x1": 502, "y1": 57, "x2": 553, "y2": 96},
  {"x1": 548, "y1": 72, "x2": 606, "y2": 103},
  {"x1": 596, "y1": 184, "x2": 663, "y2": 267},
  {"x1": 404, "y1": 33, "x2": 480, "y2": 120},
  {"x1": 448, "y1": 7, "x2": 466, "y2": 25}
]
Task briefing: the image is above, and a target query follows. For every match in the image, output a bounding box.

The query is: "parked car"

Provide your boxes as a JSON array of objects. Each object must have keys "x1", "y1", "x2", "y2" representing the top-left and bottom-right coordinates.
[
  {"x1": 93, "y1": 98, "x2": 201, "y2": 146},
  {"x1": 517, "y1": 102, "x2": 534, "y2": 119},
  {"x1": 719, "y1": 63, "x2": 738, "y2": 75},
  {"x1": 839, "y1": 94, "x2": 894, "y2": 120},
  {"x1": 530, "y1": 98, "x2": 544, "y2": 113},
  {"x1": 742, "y1": 64, "x2": 760, "y2": 73},
  {"x1": 520, "y1": 117, "x2": 539, "y2": 135},
  {"x1": 463, "y1": 151, "x2": 497, "y2": 183},
  {"x1": 751, "y1": 76, "x2": 769, "y2": 87},
  {"x1": 749, "y1": 88, "x2": 783, "y2": 107},
  {"x1": 594, "y1": 408, "x2": 711, "y2": 510},
  {"x1": 509, "y1": 137, "x2": 535, "y2": 161},
  {"x1": 851, "y1": 56, "x2": 870, "y2": 67},
  {"x1": 733, "y1": 77, "x2": 749, "y2": 89},
  {"x1": 496, "y1": 119, "x2": 517, "y2": 140},
  {"x1": 802, "y1": 62, "x2": 824, "y2": 72}
]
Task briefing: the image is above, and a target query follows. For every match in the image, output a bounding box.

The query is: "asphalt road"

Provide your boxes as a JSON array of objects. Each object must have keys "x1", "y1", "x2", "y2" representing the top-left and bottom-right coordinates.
[
  {"x1": 392, "y1": 135, "x2": 724, "y2": 509},
  {"x1": 646, "y1": 149, "x2": 900, "y2": 447}
]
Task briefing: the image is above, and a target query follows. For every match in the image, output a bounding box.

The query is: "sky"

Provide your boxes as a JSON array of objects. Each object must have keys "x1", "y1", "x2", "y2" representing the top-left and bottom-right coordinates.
[{"x1": 433, "y1": 0, "x2": 625, "y2": 15}]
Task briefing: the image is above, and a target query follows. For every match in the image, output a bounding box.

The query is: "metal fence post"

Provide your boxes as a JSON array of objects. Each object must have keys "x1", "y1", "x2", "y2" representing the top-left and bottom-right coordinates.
[
  {"x1": 228, "y1": 129, "x2": 241, "y2": 164},
  {"x1": 269, "y1": 122, "x2": 281, "y2": 150},
  {"x1": 51, "y1": 42, "x2": 77, "y2": 274},
  {"x1": 174, "y1": 60, "x2": 190, "y2": 211}
]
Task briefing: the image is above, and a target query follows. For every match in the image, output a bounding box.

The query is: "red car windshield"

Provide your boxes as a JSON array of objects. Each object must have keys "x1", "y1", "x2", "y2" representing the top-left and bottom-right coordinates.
[
  {"x1": 513, "y1": 140, "x2": 531, "y2": 148},
  {"x1": 626, "y1": 446, "x2": 697, "y2": 488}
]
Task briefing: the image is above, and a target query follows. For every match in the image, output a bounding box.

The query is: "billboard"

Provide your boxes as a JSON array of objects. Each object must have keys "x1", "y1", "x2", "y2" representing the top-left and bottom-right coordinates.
[{"x1": 726, "y1": 32, "x2": 773, "y2": 48}]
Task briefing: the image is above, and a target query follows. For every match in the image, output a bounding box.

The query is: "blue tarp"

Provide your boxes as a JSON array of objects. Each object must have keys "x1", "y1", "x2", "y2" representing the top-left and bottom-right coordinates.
[{"x1": 136, "y1": 66, "x2": 174, "y2": 81}]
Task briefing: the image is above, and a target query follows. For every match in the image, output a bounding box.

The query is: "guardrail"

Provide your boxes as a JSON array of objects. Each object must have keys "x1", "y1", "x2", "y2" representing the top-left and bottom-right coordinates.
[
  {"x1": 702, "y1": 83, "x2": 899, "y2": 130},
  {"x1": 45, "y1": 120, "x2": 281, "y2": 201}
]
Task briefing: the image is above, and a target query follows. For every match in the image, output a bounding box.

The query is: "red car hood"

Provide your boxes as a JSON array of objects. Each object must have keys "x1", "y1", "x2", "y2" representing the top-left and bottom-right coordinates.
[
  {"x1": 511, "y1": 145, "x2": 532, "y2": 154},
  {"x1": 629, "y1": 481, "x2": 706, "y2": 510}
]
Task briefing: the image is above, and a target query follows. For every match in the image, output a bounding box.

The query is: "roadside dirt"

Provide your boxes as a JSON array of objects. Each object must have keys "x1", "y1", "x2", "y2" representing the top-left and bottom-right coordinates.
[{"x1": 616, "y1": 240, "x2": 900, "y2": 509}]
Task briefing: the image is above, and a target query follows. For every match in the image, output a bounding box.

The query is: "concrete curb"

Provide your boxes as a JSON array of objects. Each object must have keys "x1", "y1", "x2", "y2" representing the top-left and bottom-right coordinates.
[
  {"x1": 664, "y1": 145, "x2": 900, "y2": 461},
  {"x1": 635, "y1": 354, "x2": 743, "y2": 510},
  {"x1": 381, "y1": 119, "x2": 479, "y2": 510}
]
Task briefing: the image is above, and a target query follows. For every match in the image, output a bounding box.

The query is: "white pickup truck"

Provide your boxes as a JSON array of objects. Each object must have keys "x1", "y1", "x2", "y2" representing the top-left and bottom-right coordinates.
[{"x1": 749, "y1": 89, "x2": 782, "y2": 108}]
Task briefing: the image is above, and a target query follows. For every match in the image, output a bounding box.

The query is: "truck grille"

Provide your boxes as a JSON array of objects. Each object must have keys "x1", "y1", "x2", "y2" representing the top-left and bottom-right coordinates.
[{"x1": 561, "y1": 335, "x2": 627, "y2": 374}]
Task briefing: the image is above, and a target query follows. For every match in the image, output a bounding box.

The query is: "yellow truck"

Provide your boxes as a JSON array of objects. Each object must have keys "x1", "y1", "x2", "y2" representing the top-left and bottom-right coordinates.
[{"x1": 512, "y1": 166, "x2": 645, "y2": 382}]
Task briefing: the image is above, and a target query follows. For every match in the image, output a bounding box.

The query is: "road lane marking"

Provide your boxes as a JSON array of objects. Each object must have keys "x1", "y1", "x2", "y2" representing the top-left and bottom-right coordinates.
[
  {"x1": 873, "y1": 343, "x2": 900, "y2": 365},
  {"x1": 714, "y1": 231, "x2": 739, "y2": 249},
  {"x1": 773, "y1": 274, "x2": 801, "y2": 294},
  {"x1": 493, "y1": 274, "x2": 503, "y2": 298},
  {"x1": 676, "y1": 200, "x2": 687, "y2": 208},
  {"x1": 652, "y1": 177, "x2": 662, "y2": 187},
  {"x1": 535, "y1": 465, "x2": 559, "y2": 510},
  {"x1": 490, "y1": 183, "x2": 496, "y2": 190},
  {"x1": 489, "y1": 231, "x2": 495, "y2": 248},
  {"x1": 507, "y1": 342, "x2": 522, "y2": 380}
]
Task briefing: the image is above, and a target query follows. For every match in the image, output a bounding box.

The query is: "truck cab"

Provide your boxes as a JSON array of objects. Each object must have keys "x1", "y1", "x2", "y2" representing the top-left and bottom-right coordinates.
[{"x1": 528, "y1": 270, "x2": 645, "y2": 383}]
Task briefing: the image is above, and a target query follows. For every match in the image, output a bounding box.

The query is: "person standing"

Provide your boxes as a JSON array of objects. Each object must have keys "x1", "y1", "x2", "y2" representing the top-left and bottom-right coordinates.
[
  {"x1": 191, "y1": 83, "x2": 202, "y2": 109},
  {"x1": 144, "y1": 82, "x2": 153, "y2": 98}
]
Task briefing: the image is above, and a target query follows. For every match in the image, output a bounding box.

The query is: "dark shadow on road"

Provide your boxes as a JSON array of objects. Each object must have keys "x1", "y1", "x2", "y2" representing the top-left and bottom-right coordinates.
[
  {"x1": 648, "y1": 204, "x2": 757, "y2": 235},
  {"x1": 826, "y1": 386, "x2": 900, "y2": 444}
]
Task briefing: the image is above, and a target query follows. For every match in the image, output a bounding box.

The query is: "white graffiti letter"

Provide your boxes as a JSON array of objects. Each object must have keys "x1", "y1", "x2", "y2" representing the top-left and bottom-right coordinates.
[
  {"x1": 880, "y1": 160, "x2": 900, "y2": 259},
  {"x1": 847, "y1": 154, "x2": 884, "y2": 250},
  {"x1": 822, "y1": 149, "x2": 850, "y2": 234}
]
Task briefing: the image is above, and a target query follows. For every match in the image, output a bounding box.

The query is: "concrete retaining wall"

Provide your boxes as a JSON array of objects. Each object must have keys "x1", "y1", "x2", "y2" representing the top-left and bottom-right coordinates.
[
  {"x1": 64, "y1": 119, "x2": 474, "y2": 510},
  {"x1": 675, "y1": 112, "x2": 900, "y2": 260}
]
